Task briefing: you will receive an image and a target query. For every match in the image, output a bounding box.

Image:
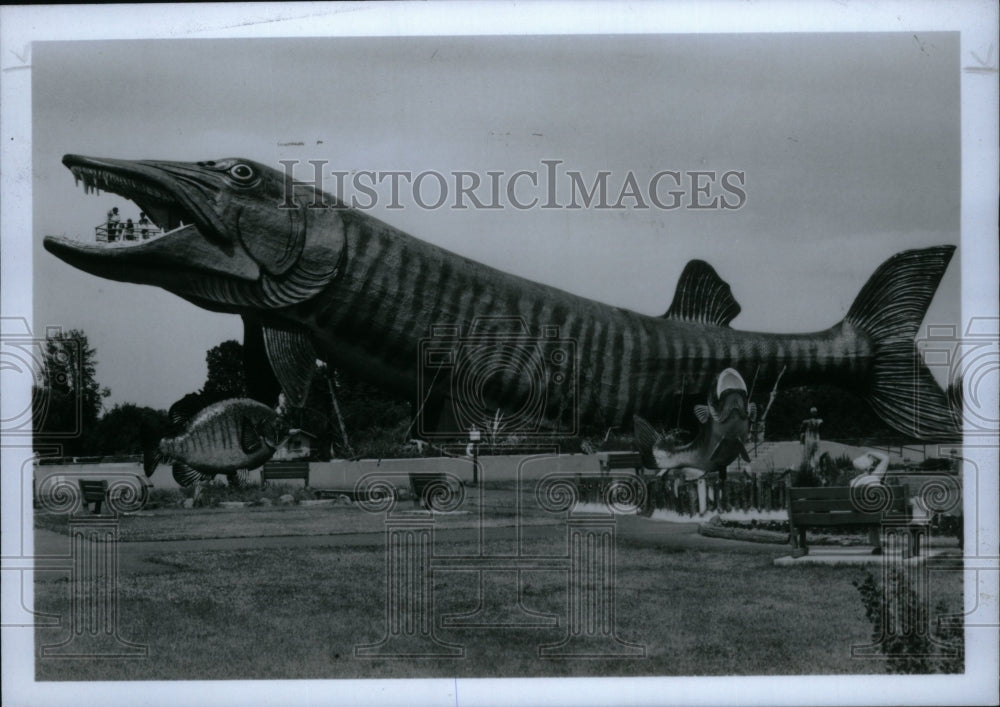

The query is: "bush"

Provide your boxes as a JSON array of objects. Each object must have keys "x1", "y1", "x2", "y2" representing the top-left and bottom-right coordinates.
[
  {"x1": 852, "y1": 569, "x2": 963, "y2": 674},
  {"x1": 144, "y1": 488, "x2": 186, "y2": 509},
  {"x1": 188, "y1": 480, "x2": 316, "y2": 507},
  {"x1": 794, "y1": 462, "x2": 821, "y2": 487},
  {"x1": 919, "y1": 456, "x2": 957, "y2": 471}
]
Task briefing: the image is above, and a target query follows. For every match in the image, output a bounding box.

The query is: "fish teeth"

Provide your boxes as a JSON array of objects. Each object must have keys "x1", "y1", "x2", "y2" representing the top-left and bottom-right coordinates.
[{"x1": 71, "y1": 165, "x2": 169, "y2": 201}]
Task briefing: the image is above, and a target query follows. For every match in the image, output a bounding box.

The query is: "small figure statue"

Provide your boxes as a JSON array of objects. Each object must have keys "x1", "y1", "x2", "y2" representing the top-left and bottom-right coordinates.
[
  {"x1": 799, "y1": 406, "x2": 823, "y2": 471},
  {"x1": 850, "y1": 450, "x2": 889, "y2": 554}
]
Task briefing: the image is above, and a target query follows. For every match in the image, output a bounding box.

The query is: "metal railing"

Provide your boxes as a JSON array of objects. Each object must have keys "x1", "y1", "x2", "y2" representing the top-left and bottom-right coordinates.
[{"x1": 95, "y1": 223, "x2": 161, "y2": 242}]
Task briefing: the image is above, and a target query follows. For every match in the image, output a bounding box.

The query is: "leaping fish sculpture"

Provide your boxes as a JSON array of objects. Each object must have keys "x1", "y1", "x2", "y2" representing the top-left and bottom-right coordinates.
[
  {"x1": 634, "y1": 367, "x2": 756, "y2": 480},
  {"x1": 45, "y1": 155, "x2": 960, "y2": 442}
]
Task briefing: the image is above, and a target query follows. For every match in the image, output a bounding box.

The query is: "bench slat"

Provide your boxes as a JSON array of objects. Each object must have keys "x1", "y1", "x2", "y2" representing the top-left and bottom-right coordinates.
[
  {"x1": 790, "y1": 498, "x2": 907, "y2": 513},
  {"x1": 792, "y1": 512, "x2": 885, "y2": 526},
  {"x1": 261, "y1": 462, "x2": 310, "y2": 487},
  {"x1": 787, "y1": 484, "x2": 914, "y2": 555},
  {"x1": 789, "y1": 487, "x2": 906, "y2": 500},
  {"x1": 602, "y1": 453, "x2": 644, "y2": 473}
]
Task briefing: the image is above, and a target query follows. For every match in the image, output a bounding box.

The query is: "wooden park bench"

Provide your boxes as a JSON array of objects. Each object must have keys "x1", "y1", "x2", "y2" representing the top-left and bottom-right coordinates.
[
  {"x1": 261, "y1": 461, "x2": 310, "y2": 488},
  {"x1": 788, "y1": 484, "x2": 920, "y2": 557},
  {"x1": 77, "y1": 479, "x2": 108, "y2": 514},
  {"x1": 600, "y1": 452, "x2": 644, "y2": 476},
  {"x1": 572, "y1": 453, "x2": 647, "y2": 507}
]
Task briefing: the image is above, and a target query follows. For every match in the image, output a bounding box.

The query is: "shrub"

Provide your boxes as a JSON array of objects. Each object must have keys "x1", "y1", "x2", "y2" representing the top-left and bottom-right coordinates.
[
  {"x1": 187, "y1": 480, "x2": 317, "y2": 507},
  {"x1": 919, "y1": 456, "x2": 956, "y2": 471},
  {"x1": 852, "y1": 569, "x2": 963, "y2": 674},
  {"x1": 144, "y1": 488, "x2": 186, "y2": 509}
]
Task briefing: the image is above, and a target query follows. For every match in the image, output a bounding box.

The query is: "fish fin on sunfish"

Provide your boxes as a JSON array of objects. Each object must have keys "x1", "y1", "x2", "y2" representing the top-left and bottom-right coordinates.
[
  {"x1": 844, "y1": 245, "x2": 960, "y2": 441},
  {"x1": 632, "y1": 415, "x2": 664, "y2": 469},
  {"x1": 140, "y1": 420, "x2": 163, "y2": 477},
  {"x1": 262, "y1": 325, "x2": 319, "y2": 408},
  {"x1": 172, "y1": 463, "x2": 206, "y2": 488},
  {"x1": 227, "y1": 469, "x2": 252, "y2": 489},
  {"x1": 242, "y1": 315, "x2": 283, "y2": 407},
  {"x1": 663, "y1": 260, "x2": 741, "y2": 327},
  {"x1": 239, "y1": 417, "x2": 263, "y2": 455},
  {"x1": 167, "y1": 393, "x2": 205, "y2": 430},
  {"x1": 142, "y1": 449, "x2": 162, "y2": 477},
  {"x1": 693, "y1": 404, "x2": 710, "y2": 424}
]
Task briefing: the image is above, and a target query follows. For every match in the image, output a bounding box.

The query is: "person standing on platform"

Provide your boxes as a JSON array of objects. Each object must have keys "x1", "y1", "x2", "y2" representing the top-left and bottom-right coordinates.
[{"x1": 106, "y1": 207, "x2": 121, "y2": 242}]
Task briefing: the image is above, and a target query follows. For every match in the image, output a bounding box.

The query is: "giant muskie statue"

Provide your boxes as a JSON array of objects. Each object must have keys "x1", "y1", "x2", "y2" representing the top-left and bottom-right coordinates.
[{"x1": 45, "y1": 155, "x2": 960, "y2": 451}]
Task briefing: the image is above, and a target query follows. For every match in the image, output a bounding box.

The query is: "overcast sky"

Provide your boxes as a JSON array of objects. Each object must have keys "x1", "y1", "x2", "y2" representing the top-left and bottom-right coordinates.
[{"x1": 32, "y1": 33, "x2": 961, "y2": 411}]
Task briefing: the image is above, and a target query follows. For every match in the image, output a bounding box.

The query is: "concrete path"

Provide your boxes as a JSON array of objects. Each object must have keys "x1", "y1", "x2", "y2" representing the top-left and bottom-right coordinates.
[{"x1": 772, "y1": 545, "x2": 961, "y2": 566}]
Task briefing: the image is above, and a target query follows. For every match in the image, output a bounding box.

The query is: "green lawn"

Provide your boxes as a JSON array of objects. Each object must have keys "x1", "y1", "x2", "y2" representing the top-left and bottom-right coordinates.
[
  {"x1": 34, "y1": 484, "x2": 555, "y2": 543},
  {"x1": 34, "y1": 535, "x2": 964, "y2": 680}
]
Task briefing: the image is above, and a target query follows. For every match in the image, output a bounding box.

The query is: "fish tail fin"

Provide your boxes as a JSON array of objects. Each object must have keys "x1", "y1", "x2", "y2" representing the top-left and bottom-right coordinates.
[
  {"x1": 140, "y1": 422, "x2": 162, "y2": 477},
  {"x1": 844, "y1": 245, "x2": 960, "y2": 441}
]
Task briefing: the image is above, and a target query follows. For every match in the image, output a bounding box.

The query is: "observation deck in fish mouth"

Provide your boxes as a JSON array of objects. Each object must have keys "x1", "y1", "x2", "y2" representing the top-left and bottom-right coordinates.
[{"x1": 93, "y1": 222, "x2": 163, "y2": 243}]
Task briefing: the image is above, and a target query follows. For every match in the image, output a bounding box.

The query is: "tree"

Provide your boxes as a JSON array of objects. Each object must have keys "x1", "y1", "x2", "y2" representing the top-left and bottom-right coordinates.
[
  {"x1": 31, "y1": 328, "x2": 110, "y2": 456},
  {"x1": 202, "y1": 340, "x2": 247, "y2": 399},
  {"x1": 88, "y1": 403, "x2": 169, "y2": 456},
  {"x1": 762, "y1": 385, "x2": 900, "y2": 443}
]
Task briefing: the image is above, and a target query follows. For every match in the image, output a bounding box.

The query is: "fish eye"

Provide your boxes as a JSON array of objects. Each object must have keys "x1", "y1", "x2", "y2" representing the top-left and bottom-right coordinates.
[{"x1": 228, "y1": 163, "x2": 256, "y2": 182}]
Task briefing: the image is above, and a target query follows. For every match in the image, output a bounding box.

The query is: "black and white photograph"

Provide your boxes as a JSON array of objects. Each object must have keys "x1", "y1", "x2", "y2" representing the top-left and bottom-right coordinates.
[{"x1": 2, "y1": 2, "x2": 997, "y2": 706}]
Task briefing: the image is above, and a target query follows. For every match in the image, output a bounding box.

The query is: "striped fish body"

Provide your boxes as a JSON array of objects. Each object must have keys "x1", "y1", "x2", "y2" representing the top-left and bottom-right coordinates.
[
  {"x1": 44, "y1": 156, "x2": 960, "y2": 442},
  {"x1": 160, "y1": 398, "x2": 279, "y2": 474},
  {"x1": 292, "y1": 209, "x2": 914, "y2": 435}
]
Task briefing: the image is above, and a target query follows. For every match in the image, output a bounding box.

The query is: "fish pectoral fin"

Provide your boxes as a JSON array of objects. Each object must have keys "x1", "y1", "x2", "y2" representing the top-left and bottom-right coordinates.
[
  {"x1": 239, "y1": 417, "x2": 264, "y2": 455},
  {"x1": 262, "y1": 325, "x2": 319, "y2": 408},
  {"x1": 242, "y1": 315, "x2": 283, "y2": 407},
  {"x1": 662, "y1": 260, "x2": 741, "y2": 326},
  {"x1": 693, "y1": 404, "x2": 710, "y2": 424},
  {"x1": 172, "y1": 463, "x2": 208, "y2": 488}
]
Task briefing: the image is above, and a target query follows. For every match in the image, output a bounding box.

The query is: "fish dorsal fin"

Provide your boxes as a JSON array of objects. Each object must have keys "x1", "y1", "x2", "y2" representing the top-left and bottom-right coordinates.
[
  {"x1": 168, "y1": 393, "x2": 205, "y2": 429},
  {"x1": 663, "y1": 260, "x2": 741, "y2": 326},
  {"x1": 262, "y1": 326, "x2": 319, "y2": 408},
  {"x1": 693, "y1": 404, "x2": 710, "y2": 424},
  {"x1": 632, "y1": 415, "x2": 663, "y2": 470},
  {"x1": 239, "y1": 417, "x2": 263, "y2": 455}
]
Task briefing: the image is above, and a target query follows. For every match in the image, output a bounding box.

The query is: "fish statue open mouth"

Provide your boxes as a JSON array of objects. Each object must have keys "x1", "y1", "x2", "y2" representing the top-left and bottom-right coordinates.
[
  {"x1": 46, "y1": 154, "x2": 960, "y2": 443},
  {"x1": 634, "y1": 367, "x2": 756, "y2": 479}
]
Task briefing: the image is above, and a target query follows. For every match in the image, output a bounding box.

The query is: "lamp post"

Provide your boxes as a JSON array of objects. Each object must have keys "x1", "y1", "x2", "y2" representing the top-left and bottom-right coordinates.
[{"x1": 469, "y1": 428, "x2": 480, "y2": 486}]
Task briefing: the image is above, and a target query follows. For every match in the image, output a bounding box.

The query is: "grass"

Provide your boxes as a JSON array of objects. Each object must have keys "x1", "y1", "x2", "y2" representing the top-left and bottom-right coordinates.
[
  {"x1": 34, "y1": 533, "x2": 963, "y2": 680},
  {"x1": 33, "y1": 484, "x2": 563, "y2": 542}
]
